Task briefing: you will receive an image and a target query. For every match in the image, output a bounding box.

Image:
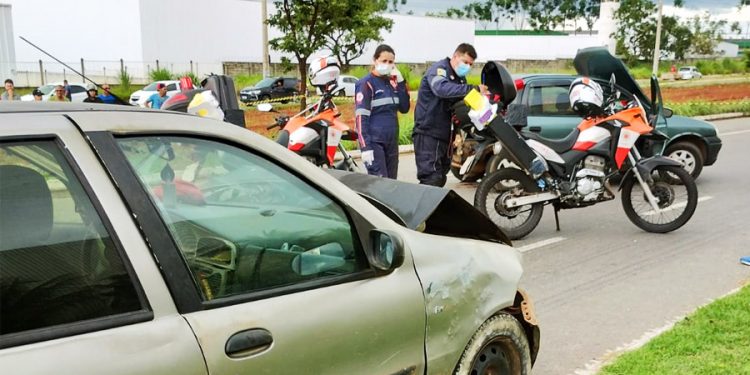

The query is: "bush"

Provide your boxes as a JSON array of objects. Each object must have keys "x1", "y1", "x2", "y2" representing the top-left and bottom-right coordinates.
[
  {"x1": 177, "y1": 72, "x2": 200, "y2": 86},
  {"x1": 670, "y1": 100, "x2": 750, "y2": 117},
  {"x1": 117, "y1": 69, "x2": 132, "y2": 93},
  {"x1": 346, "y1": 66, "x2": 370, "y2": 79},
  {"x1": 149, "y1": 67, "x2": 173, "y2": 81}
]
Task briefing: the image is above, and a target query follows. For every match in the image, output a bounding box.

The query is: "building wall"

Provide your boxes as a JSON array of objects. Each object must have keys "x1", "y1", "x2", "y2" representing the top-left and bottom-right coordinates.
[
  {"x1": 475, "y1": 34, "x2": 604, "y2": 61},
  {"x1": 0, "y1": 4, "x2": 15, "y2": 81}
]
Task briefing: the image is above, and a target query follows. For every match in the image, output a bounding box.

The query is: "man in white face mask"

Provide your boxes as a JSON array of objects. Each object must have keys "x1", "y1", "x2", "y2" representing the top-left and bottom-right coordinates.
[
  {"x1": 354, "y1": 44, "x2": 411, "y2": 179},
  {"x1": 413, "y1": 43, "x2": 487, "y2": 187}
]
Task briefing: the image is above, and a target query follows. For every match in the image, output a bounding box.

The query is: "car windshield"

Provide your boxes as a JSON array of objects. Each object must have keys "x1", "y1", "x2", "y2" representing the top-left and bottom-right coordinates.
[
  {"x1": 255, "y1": 78, "x2": 276, "y2": 88},
  {"x1": 37, "y1": 84, "x2": 55, "y2": 95},
  {"x1": 679, "y1": 68, "x2": 691, "y2": 71}
]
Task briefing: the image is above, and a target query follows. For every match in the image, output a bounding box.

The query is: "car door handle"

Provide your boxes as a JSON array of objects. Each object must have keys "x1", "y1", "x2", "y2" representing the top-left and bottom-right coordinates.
[
  {"x1": 529, "y1": 126, "x2": 542, "y2": 133},
  {"x1": 225, "y1": 328, "x2": 273, "y2": 358}
]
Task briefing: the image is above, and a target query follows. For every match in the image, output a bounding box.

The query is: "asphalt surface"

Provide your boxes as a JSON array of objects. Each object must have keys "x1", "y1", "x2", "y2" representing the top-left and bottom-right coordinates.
[{"x1": 396, "y1": 117, "x2": 750, "y2": 374}]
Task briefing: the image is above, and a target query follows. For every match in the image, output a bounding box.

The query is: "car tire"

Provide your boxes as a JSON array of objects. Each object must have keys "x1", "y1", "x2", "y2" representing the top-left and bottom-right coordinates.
[
  {"x1": 260, "y1": 94, "x2": 271, "y2": 102},
  {"x1": 454, "y1": 313, "x2": 532, "y2": 375},
  {"x1": 337, "y1": 89, "x2": 346, "y2": 97},
  {"x1": 665, "y1": 141, "x2": 703, "y2": 180}
]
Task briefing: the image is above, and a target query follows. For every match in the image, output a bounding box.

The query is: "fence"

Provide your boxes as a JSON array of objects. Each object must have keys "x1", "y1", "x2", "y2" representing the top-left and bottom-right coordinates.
[{"x1": 1, "y1": 59, "x2": 224, "y2": 88}]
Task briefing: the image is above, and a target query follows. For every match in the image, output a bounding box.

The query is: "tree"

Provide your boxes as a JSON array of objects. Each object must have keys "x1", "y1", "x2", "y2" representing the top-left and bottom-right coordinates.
[
  {"x1": 324, "y1": 1, "x2": 393, "y2": 71},
  {"x1": 268, "y1": 0, "x2": 334, "y2": 108},
  {"x1": 686, "y1": 13, "x2": 727, "y2": 56},
  {"x1": 730, "y1": 21, "x2": 742, "y2": 35},
  {"x1": 388, "y1": 0, "x2": 407, "y2": 12},
  {"x1": 579, "y1": 0, "x2": 601, "y2": 35},
  {"x1": 527, "y1": 0, "x2": 564, "y2": 32}
]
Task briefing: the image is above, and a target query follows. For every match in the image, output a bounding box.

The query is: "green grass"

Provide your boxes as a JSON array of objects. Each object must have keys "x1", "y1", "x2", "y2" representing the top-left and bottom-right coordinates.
[
  {"x1": 234, "y1": 73, "x2": 263, "y2": 90},
  {"x1": 669, "y1": 100, "x2": 750, "y2": 117},
  {"x1": 600, "y1": 284, "x2": 750, "y2": 375}
]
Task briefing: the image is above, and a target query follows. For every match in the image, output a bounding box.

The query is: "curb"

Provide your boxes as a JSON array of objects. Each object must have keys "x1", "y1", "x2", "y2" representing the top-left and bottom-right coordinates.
[{"x1": 694, "y1": 112, "x2": 747, "y2": 121}]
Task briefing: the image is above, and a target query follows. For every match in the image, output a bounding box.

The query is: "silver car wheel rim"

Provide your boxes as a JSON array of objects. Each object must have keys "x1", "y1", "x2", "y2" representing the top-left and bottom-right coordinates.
[{"x1": 668, "y1": 149, "x2": 696, "y2": 175}]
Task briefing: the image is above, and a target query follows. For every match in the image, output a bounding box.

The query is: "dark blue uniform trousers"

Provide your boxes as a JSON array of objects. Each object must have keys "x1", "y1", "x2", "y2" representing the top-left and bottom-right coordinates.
[
  {"x1": 366, "y1": 137, "x2": 399, "y2": 179},
  {"x1": 414, "y1": 133, "x2": 450, "y2": 187}
]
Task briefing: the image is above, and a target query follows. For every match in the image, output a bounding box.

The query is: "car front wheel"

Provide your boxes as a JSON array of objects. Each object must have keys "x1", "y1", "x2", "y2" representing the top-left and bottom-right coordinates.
[
  {"x1": 665, "y1": 141, "x2": 704, "y2": 180},
  {"x1": 454, "y1": 313, "x2": 532, "y2": 375}
]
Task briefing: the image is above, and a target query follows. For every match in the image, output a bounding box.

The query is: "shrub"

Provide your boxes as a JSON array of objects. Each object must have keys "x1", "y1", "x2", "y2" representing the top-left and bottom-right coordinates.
[
  {"x1": 346, "y1": 66, "x2": 370, "y2": 79},
  {"x1": 149, "y1": 67, "x2": 173, "y2": 81},
  {"x1": 670, "y1": 100, "x2": 750, "y2": 117},
  {"x1": 117, "y1": 68, "x2": 132, "y2": 93}
]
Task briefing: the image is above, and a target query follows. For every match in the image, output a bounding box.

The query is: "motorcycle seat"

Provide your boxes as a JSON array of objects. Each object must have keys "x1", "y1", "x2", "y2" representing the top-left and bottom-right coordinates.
[{"x1": 521, "y1": 128, "x2": 580, "y2": 154}]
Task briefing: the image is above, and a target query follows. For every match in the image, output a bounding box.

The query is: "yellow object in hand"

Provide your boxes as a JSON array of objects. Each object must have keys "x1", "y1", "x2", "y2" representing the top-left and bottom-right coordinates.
[{"x1": 463, "y1": 89, "x2": 484, "y2": 111}]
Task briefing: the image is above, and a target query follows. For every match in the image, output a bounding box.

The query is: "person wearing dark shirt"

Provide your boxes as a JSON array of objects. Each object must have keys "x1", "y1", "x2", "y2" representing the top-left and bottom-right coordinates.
[{"x1": 83, "y1": 85, "x2": 103, "y2": 103}]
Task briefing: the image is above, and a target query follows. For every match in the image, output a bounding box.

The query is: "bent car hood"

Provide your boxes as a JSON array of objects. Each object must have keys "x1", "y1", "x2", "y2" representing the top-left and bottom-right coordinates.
[
  {"x1": 573, "y1": 47, "x2": 649, "y2": 106},
  {"x1": 327, "y1": 170, "x2": 512, "y2": 246}
]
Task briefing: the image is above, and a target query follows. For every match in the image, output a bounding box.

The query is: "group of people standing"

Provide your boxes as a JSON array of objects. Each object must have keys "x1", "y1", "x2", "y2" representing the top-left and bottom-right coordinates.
[
  {"x1": 0, "y1": 78, "x2": 117, "y2": 104},
  {"x1": 355, "y1": 42, "x2": 488, "y2": 187}
]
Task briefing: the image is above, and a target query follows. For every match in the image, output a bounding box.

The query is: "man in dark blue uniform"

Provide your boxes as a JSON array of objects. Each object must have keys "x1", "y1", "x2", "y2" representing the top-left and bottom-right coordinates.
[{"x1": 413, "y1": 43, "x2": 487, "y2": 187}]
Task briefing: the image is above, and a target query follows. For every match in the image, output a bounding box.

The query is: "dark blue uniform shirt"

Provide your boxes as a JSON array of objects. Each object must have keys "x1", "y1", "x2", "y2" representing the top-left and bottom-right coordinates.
[
  {"x1": 355, "y1": 73, "x2": 410, "y2": 151},
  {"x1": 413, "y1": 57, "x2": 473, "y2": 141}
]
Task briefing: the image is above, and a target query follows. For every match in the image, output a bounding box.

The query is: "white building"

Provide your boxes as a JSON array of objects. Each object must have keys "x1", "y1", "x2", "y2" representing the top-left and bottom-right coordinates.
[{"x1": 0, "y1": 0, "x2": 475, "y2": 86}]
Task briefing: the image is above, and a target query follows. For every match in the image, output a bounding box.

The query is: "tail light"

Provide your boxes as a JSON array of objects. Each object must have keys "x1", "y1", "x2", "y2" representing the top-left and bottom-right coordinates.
[{"x1": 514, "y1": 79, "x2": 525, "y2": 91}]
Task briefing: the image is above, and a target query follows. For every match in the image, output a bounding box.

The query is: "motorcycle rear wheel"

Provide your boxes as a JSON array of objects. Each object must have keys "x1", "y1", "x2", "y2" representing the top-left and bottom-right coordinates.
[
  {"x1": 474, "y1": 168, "x2": 544, "y2": 240},
  {"x1": 621, "y1": 165, "x2": 697, "y2": 233}
]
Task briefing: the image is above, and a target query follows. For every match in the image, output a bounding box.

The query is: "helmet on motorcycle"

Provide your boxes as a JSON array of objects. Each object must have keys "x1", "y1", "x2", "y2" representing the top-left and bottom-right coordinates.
[
  {"x1": 308, "y1": 55, "x2": 340, "y2": 87},
  {"x1": 569, "y1": 77, "x2": 604, "y2": 117}
]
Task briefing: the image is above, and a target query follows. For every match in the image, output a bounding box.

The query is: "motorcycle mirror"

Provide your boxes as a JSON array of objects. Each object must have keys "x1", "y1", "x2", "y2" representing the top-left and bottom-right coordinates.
[{"x1": 257, "y1": 103, "x2": 274, "y2": 112}]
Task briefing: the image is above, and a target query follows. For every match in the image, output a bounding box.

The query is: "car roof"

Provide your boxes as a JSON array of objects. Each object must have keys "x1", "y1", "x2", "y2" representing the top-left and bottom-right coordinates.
[{"x1": 0, "y1": 101, "x2": 191, "y2": 115}]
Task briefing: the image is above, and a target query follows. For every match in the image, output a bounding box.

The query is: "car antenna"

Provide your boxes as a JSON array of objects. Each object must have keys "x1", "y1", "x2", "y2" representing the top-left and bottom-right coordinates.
[{"x1": 19, "y1": 36, "x2": 131, "y2": 105}]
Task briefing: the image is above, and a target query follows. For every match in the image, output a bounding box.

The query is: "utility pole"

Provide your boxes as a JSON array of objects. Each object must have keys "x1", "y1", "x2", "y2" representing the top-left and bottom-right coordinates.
[
  {"x1": 652, "y1": 0, "x2": 664, "y2": 76},
  {"x1": 262, "y1": 0, "x2": 269, "y2": 78}
]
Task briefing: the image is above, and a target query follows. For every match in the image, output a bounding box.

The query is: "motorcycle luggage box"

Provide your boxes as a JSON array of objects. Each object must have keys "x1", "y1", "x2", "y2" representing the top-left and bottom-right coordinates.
[{"x1": 481, "y1": 61, "x2": 517, "y2": 108}]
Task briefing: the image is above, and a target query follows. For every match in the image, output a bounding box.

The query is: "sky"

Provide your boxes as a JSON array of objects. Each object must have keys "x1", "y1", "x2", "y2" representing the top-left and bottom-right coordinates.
[{"x1": 398, "y1": 0, "x2": 750, "y2": 35}]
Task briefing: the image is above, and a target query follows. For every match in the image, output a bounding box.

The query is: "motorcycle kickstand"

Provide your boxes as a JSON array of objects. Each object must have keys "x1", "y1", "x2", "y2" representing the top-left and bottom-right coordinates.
[{"x1": 553, "y1": 203, "x2": 561, "y2": 232}]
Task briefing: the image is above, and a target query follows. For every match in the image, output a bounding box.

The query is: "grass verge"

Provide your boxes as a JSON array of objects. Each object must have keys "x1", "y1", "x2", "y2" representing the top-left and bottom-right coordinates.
[{"x1": 600, "y1": 284, "x2": 750, "y2": 375}]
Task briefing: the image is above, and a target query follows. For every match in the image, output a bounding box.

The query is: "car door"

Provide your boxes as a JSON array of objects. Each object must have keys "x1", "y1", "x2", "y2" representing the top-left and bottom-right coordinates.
[
  {"x1": 87, "y1": 131, "x2": 427, "y2": 375},
  {"x1": 0, "y1": 114, "x2": 206, "y2": 374},
  {"x1": 70, "y1": 85, "x2": 88, "y2": 102},
  {"x1": 522, "y1": 78, "x2": 581, "y2": 139}
]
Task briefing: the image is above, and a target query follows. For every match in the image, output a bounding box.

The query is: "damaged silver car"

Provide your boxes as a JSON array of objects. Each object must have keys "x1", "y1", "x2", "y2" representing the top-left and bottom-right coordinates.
[{"x1": 0, "y1": 102, "x2": 538, "y2": 374}]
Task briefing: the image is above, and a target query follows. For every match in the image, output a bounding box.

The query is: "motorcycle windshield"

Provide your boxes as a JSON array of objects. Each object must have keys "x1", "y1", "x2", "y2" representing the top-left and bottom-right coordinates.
[
  {"x1": 326, "y1": 170, "x2": 512, "y2": 246},
  {"x1": 573, "y1": 47, "x2": 650, "y2": 107}
]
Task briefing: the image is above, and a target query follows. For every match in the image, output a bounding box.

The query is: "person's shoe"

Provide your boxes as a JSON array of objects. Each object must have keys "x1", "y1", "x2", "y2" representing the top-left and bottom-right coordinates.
[{"x1": 740, "y1": 256, "x2": 750, "y2": 266}]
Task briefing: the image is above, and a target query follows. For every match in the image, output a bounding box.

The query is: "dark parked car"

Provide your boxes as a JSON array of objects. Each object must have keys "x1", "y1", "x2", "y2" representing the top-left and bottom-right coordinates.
[
  {"x1": 511, "y1": 74, "x2": 722, "y2": 179},
  {"x1": 239, "y1": 77, "x2": 299, "y2": 104}
]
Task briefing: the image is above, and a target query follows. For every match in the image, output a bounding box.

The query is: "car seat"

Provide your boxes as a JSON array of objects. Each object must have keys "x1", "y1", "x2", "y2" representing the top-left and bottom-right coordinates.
[{"x1": 0, "y1": 165, "x2": 53, "y2": 251}]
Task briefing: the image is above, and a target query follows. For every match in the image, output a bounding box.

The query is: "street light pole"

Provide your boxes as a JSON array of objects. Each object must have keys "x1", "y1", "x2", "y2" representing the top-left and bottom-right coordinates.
[
  {"x1": 652, "y1": 0, "x2": 664, "y2": 76},
  {"x1": 262, "y1": 0, "x2": 269, "y2": 78}
]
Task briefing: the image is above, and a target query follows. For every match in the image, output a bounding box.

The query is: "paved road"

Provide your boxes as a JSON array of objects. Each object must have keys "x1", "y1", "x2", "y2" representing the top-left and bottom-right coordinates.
[{"x1": 396, "y1": 117, "x2": 750, "y2": 374}]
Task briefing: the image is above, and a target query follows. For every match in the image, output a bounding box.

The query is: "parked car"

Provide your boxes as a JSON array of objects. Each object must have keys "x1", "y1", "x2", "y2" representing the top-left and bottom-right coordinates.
[
  {"x1": 0, "y1": 102, "x2": 539, "y2": 375},
  {"x1": 678, "y1": 66, "x2": 702, "y2": 80},
  {"x1": 316, "y1": 74, "x2": 358, "y2": 97},
  {"x1": 20, "y1": 82, "x2": 88, "y2": 102},
  {"x1": 239, "y1": 77, "x2": 299, "y2": 104},
  {"x1": 129, "y1": 80, "x2": 186, "y2": 107},
  {"x1": 508, "y1": 74, "x2": 721, "y2": 179}
]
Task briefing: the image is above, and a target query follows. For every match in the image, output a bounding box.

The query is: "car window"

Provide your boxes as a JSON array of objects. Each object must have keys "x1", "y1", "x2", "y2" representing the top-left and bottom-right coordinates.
[
  {"x1": 166, "y1": 83, "x2": 177, "y2": 91},
  {"x1": 527, "y1": 85, "x2": 575, "y2": 116},
  {"x1": 344, "y1": 77, "x2": 356, "y2": 84},
  {"x1": 70, "y1": 85, "x2": 86, "y2": 94},
  {"x1": 117, "y1": 136, "x2": 367, "y2": 301},
  {"x1": 0, "y1": 140, "x2": 143, "y2": 336}
]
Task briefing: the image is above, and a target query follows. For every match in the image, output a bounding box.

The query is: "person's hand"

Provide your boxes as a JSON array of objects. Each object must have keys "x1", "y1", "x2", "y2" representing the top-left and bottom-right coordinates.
[
  {"x1": 478, "y1": 84, "x2": 489, "y2": 95},
  {"x1": 391, "y1": 67, "x2": 404, "y2": 83},
  {"x1": 361, "y1": 150, "x2": 374, "y2": 166}
]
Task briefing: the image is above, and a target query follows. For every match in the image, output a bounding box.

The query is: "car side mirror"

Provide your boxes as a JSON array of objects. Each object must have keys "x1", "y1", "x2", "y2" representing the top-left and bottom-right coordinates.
[
  {"x1": 663, "y1": 107, "x2": 673, "y2": 118},
  {"x1": 369, "y1": 230, "x2": 404, "y2": 272},
  {"x1": 257, "y1": 103, "x2": 274, "y2": 112}
]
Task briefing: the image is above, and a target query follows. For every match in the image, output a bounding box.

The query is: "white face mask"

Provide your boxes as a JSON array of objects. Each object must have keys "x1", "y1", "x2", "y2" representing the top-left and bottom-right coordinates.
[{"x1": 375, "y1": 64, "x2": 392, "y2": 76}]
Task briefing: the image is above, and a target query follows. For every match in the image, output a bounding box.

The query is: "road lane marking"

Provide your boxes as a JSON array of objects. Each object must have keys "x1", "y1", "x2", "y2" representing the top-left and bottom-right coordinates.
[
  {"x1": 721, "y1": 129, "x2": 750, "y2": 136},
  {"x1": 642, "y1": 195, "x2": 713, "y2": 216},
  {"x1": 517, "y1": 236, "x2": 566, "y2": 253}
]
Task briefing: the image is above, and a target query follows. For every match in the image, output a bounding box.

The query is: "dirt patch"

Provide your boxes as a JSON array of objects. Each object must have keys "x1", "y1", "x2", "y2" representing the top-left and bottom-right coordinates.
[
  {"x1": 244, "y1": 101, "x2": 359, "y2": 135},
  {"x1": 660, "y1": 82, "x2": 750, "y2": 103}
]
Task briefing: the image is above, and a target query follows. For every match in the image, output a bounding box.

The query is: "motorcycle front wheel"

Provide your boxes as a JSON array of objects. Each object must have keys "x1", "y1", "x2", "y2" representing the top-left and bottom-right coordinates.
[
  {"x1": 621, "y1": 165, "x2": 698, "y2": 233},
  {"x1": 474, "y1": 168, "x2": 544, "y2": 240}
]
